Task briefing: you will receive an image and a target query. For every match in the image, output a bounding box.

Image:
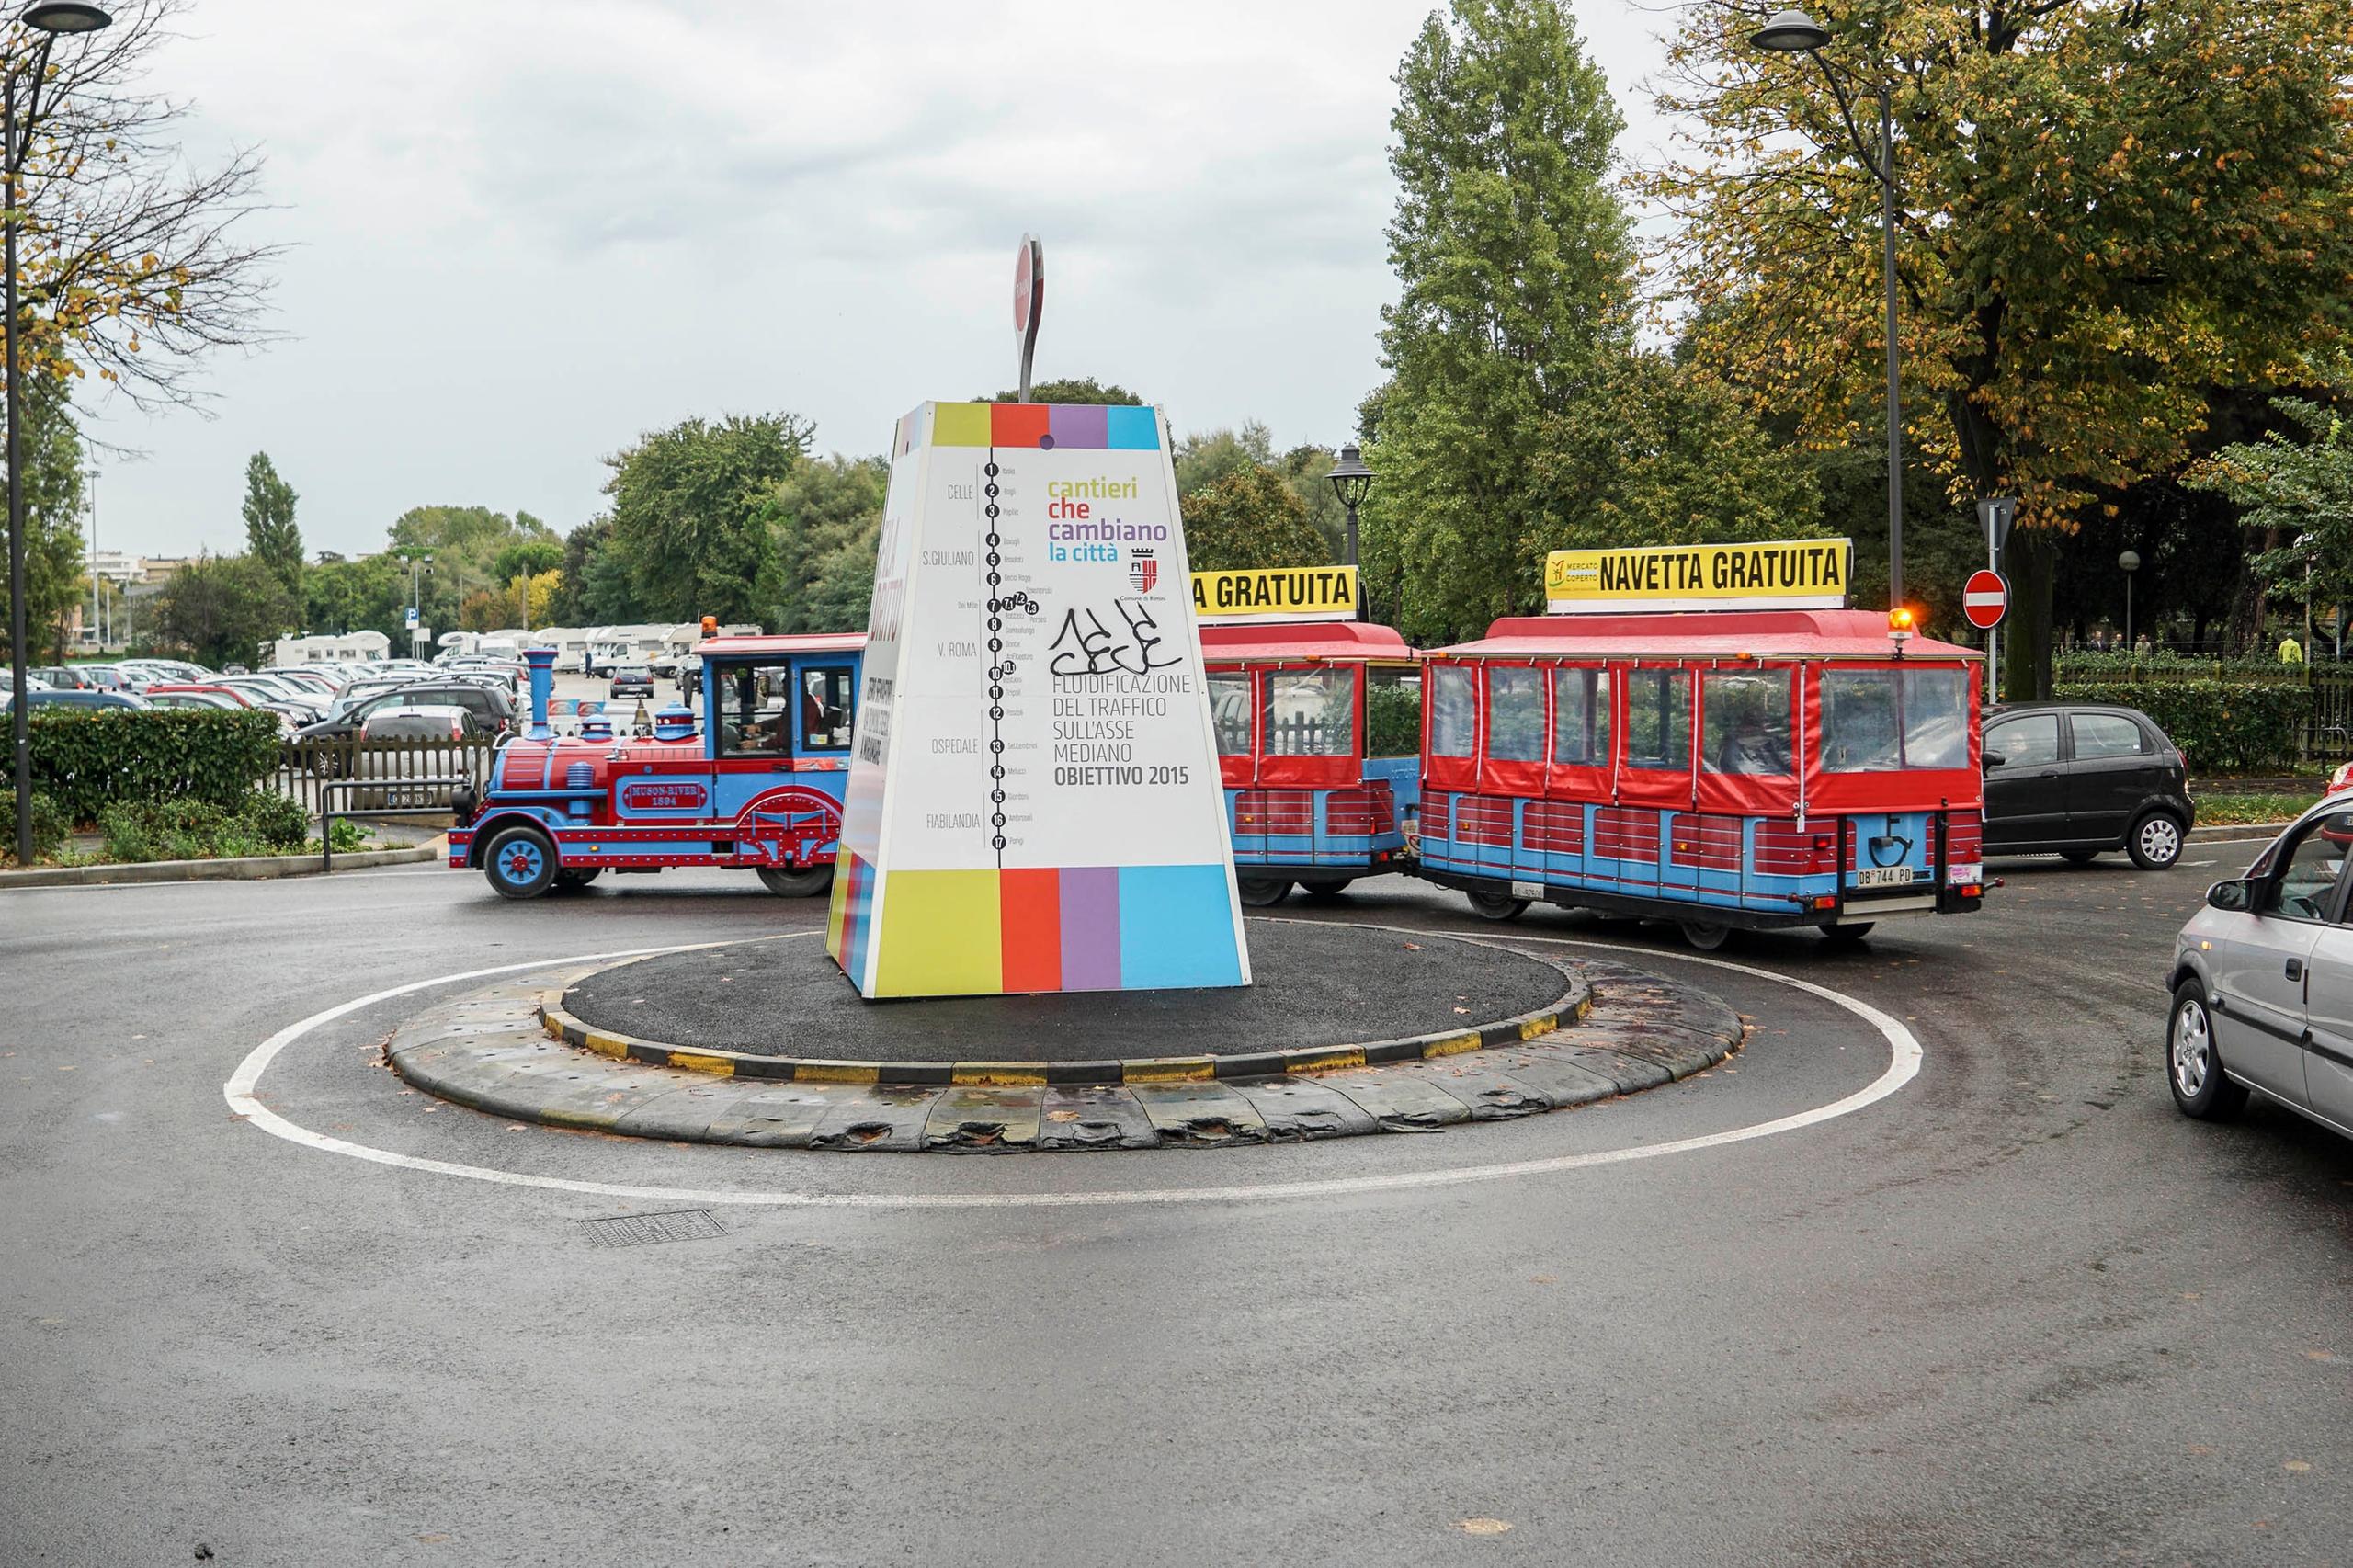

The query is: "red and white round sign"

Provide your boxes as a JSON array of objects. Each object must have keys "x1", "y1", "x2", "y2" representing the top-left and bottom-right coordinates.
[
  {"x1": 1013, "y1": 237, "x2": 1040, "y2": 335},
  {"x1": 1962, "y1": 569, "x2": 2008, "y2": 630}
]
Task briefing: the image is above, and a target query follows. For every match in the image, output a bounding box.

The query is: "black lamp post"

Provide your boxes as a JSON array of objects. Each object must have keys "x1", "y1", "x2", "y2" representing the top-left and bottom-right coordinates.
[
  {"x1": 7, "y1": 0, "x2": 111, "y2": 866},
  {"x1": 1325, "y1": 444, "x2": 1371, "y2": 621},
  {"x1": 1749, "y1": 7, "x2": 1905, "y2": 618}
]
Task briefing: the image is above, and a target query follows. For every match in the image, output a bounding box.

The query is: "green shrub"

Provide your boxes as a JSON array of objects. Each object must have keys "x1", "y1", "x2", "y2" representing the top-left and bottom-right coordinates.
[
  {"x1": 237, "y1": 790, "x2": 310, "y2": 851},
  {"x1": 2052, "y1": 680, "x2": 2307, "y2": 772},
  {"x1": 28, "y1": 708, "x2": 283, "y2": 825},
  {"x1": 5, "y1": 792, "x2": 70, "y2": 864},
  {"x1": 89, "y1": 792, "x2": 304, "y2": 864},
  {"x1": 2053, "y1": 650, "x2": 2310, "y2": 685}
]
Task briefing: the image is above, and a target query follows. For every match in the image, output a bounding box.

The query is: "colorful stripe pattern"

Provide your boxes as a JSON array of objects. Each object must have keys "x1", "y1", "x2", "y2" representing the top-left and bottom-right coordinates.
[
  {"x1": 831, "y1": 858, "x2": 1241, "y2": 998},
  {"x1": 896, "y1": 401, "x2": 1162, "y2": 456}
]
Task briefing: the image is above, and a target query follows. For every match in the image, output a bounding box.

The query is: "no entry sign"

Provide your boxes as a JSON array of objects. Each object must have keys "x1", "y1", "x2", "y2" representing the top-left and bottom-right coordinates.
[{"x1": 1963, "y1": 569, "x2": 2008, "y2": 630}]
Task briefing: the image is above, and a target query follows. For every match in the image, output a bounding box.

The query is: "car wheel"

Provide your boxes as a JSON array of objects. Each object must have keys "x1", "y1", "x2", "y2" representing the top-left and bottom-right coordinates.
[
  {"x1": 756, "y1": 866, "x2": 834, "y2": 898},
  {"x1": 553, "y1": 868, "x2": 603, "y2": 892},
  {"x1": 1817, "y1": 921, "x2": 1875, "y2": 946},
  {"x1": 483, "y1": 824, "x2": 558, "y2": 900},
  {"x1": 1466, "y1": 889, "x2": 1529, "y2": 922},
  {"x1": 2127, "y1": 812, "x2": 2185, "y2": 870},
  {"x1": 2061, "y1": 848, "x2": 2100, "y2": 865},
  {"x1": 1298, "y1": 879, "x2": 1356, "y2": 902},
  {"x1": 1236, "y1": 877, "x2": 1292, "y2": 908},
  {"x1": 2167, "y1": 980, "x2": 2247, "y2": 1120},
  {"x1": 1679, "y1": 920, "x2": 1731, "y2": 950}
]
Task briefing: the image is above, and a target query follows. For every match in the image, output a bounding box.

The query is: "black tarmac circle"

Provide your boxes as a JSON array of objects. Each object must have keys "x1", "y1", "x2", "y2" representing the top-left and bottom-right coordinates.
[{"x1": 561, "y1": 919, "x2": 1571, "y2": 1063}]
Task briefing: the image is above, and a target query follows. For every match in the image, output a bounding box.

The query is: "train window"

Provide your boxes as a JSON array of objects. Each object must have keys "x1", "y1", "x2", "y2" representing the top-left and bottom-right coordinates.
[
  {"x1": 1552, "y1": 668, "x2": 1610, "y2": 766},
  {"x1": 1430, "y1": 665, "x2": 1475, "y2": 757},
  {"x1": 1623, "y1": 668, "x2": 1691, "y2": 771},
  {"x1": 1702, "y1": 669, "x2": 1792, "y2": 774},
  {"x1": 718, "y1": 663, "x2": 794, "y2": 756},
  {"x1": 1366, "y1": 665, "x2": 1422, "y2": 758},
  {"x1": 800, "y1": 665, "x2": 856, "y2": 752},
  {"x1": 1208, "y1": 672, "x2": 1253, "y2": 756},
  {"x1": 1821, "y1": 668, "x2": 1971, "y2": 770},
  {"x1": 1267, "y1": 668, "x2": 1356, "y2": 756},
  {"x1": 1485, "y1": 666, "x2": 1546, "y2": 762}
]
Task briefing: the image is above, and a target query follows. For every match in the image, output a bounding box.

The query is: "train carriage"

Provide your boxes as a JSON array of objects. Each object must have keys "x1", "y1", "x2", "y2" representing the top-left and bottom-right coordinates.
[
  {"x1": 1201, "y1": 620, "x2": 1422, "y2": 906},
  {"x1": 449, "y1": 634, "x2": 866, "y2": 899},
  {"x1": 1414, "y1": 608, "x2": 1986, "y2": 946}
]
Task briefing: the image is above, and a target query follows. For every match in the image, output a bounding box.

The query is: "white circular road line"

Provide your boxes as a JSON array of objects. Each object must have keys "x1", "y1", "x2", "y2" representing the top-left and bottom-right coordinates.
[{"x1": 222, "y1": 935, "x2": 1923, "y2": 1210}]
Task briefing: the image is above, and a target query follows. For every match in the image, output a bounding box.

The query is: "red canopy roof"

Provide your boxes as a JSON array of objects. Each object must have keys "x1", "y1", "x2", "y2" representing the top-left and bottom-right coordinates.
[
  {"x1": 1440, "y1": 608, "x2": 1980, "y2": 662},
  {"x1": 695, "y1": 632, "x2": 868, "y2": 656},
  {"x1": 1199, "y1": 620, "x2": 1415, "y2": 664}
]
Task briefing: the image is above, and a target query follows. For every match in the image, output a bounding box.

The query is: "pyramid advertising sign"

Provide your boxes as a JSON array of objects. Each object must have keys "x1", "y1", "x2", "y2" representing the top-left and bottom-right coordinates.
[{"x1": 824, "y1": 402, "x2": 1251, "y2": 998}]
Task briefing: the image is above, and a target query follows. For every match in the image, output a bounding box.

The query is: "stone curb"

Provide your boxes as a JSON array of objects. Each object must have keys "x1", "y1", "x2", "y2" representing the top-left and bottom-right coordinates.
[
  {"x1": 2186, "y1": 821, "x2": 2295, "y2": 844},
  {"x1": 0, "y1": 843, "x2": 440, "y2": 889},
  {"x1": 384, "y1": 956, "x2": 1745, "y2": 1154},
  {"x1": 531, "y1": 939, "x2": 1592, "y2": 1088}
]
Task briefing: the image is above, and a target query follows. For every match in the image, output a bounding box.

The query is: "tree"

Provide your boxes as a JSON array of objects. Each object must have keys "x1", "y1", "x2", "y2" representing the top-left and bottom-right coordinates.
[
  {"x1": 1174, "y1": 424, "x2": 1275, "y2": 496},
  {"x1": 490, "y1": 537, "x2": 563, "y2": 587},
  {"x1": 2187, "y1": 369, "x2": 2353, "y2": 637},
  {"x1": 1276, "y1": 443, "x2": 1353, "y2": 563},
  {"x1": 301, "y1": 552, "x2": 406, "y2": 643},
  {"x1": 603, "y1": 412, "x2": 813, "y2": 622},
  {"x1": 241, "y1": 452, "x2": 301, "y2": 592},
  {"x1": 457, "y1": 589, "x2": 505, "y2": 633},
  {"x1": 385, "y1": 505, "x2": 558, "y2": 625},
  {"x1": 551, "y1": 517, "x2": 633, "y2": 626},
  {"x1": 765, "y1": 454, "x2": 886, "y2": 633},
  {"x1": 152, "y1": 554, "x2": 298, "y2": 667},
  {"x1": 1646, "y1": 0, "x2": 2353, "y2": 696},
  {"x1": 1180, "y1": 466, "x2": 1328, "y2": 573},
  {"x1": 983, "y1": 377, "x2": 1142, "y2": 405},
  {"x1": 6, "y1": 2, "x2": 278, "y2": 413},
  {"x1": 4, "y1": 373, "x2": 87, "y2": 660},
  {"x1": 1366, "y1": 0, "x2": 1636, "y2": 644}
]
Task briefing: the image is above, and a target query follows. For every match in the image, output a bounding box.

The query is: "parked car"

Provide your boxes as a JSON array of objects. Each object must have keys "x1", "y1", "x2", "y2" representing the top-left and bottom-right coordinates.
[
  {"x1": 1982, "y1": 701, "x2": 2193, "y2": 869},
  {"x1": 142, "y1": 690, "x2": 251, "y2": 714},
  {"x1": 608, "y1": 665, "x2": 654, "y2": 699},
  {"x1": 2166, "y1": 795, "x2": 2353, "y2": 1140},
  {"x1": 0, "y1": 688, "x2": 151, "y2": 712},
  {"x1": 347, "y1": 706, "x2": 491, "y2": 809},
  {"x1": 31, "y1": 665, "x2": 94, "y2": 689},
  {"x1": 1, "y1": 671, "x2": 51, "y2": 693},
  {"x1": 142, "y1": 683, "x2": 256, "y2": 707},
  {"x1": 294, "y1": 680, "x2": 517, "y2": 744}
]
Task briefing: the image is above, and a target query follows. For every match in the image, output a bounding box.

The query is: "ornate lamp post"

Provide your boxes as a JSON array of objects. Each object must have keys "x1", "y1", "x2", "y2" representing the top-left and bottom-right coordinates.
[
  {"x1": 1749, "y1": 7, "x2": 1905, "y2": 616},
  {"x1": 8, "y1": 0, "x2": 112, "y2": 866},
  {"x1": 1325, "y1": 444, "x2": 1372, "y2": 622}
]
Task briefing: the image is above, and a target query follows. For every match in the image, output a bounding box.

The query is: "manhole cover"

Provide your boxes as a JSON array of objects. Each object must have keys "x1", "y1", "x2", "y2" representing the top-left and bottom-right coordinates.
[{"x1": 578, "y1": 1210, "x2": 726, "y2": 1248}]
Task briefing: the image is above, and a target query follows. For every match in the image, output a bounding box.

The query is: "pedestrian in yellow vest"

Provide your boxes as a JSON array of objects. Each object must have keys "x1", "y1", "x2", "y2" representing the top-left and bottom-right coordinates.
[{"x1": 2279, "y1": 636, "x2": 2304, "y2": 665}]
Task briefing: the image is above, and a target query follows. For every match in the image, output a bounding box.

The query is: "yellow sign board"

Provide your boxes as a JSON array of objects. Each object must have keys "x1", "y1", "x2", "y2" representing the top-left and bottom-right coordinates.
[
  {"x1": 1191, "y1": 565, "x2": 1358, "y2": 625},
  {"x1": 1544, "y1": 538, "x2": 1850, "y2": 613}
]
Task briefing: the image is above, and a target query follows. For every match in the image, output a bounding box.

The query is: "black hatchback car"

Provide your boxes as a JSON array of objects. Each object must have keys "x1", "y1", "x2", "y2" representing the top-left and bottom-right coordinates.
[{"x1": 1982, "y1": 702, "x2": 2193, "y2": 869}]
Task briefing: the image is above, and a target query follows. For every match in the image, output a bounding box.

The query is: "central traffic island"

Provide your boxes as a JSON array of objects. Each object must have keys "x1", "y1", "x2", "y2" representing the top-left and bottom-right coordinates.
[{"x1": 385, "y1": 919, "x2": 1748, "y2": 1153}]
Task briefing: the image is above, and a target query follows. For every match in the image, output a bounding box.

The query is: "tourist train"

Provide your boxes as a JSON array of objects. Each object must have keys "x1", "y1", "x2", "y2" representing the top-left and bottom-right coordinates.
[{"x1": 449, "y1": 545, "x2": 1988, "y2": 947}]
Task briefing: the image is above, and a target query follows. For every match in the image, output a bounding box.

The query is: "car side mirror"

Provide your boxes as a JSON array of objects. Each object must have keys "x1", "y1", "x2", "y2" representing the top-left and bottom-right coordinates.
[
  {"x1": 1983, "y1": 750, "x2": 2006, "y2": 769},
  {"x1": 2206, "y1": 879, "x2": 2255, "y2": 913}
]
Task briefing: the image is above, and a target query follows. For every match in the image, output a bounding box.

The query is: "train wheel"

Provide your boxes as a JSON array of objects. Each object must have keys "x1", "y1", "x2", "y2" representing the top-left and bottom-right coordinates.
[
  {"x1": 1466, "y1": 890, "x2": 1529, "y2": 922},
  {"x1": 553, "y1": 868, "x2": 603, "y2": 892},
  {"x1": 483, "y1": 825, "x2": 557, "y2": 901},
  {"x1": 1817, "y1": 921, "x2": 1874, "y2": 946},
  {"x1": 1678, "y1": 920, "x2": 1731, "y2": 950},
  {"x1": 1236, "y1": 877, "x2": 1293, "y2": 908},
  {"x1": 756, "y1": 866, "x2": 835, "y2": 898},
  {"x1": 1298, "y1": 879, "x2": 1356, "y2": 902}
]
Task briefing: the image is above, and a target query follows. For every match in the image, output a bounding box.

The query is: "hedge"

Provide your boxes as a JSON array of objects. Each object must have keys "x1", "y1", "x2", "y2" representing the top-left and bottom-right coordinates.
[
  {"x1": 28, "y1": 708, "x2": 285, "y2": 826},
  {"x1": 2052, "y1": 681, "x2": 2306, "y2": 773}
]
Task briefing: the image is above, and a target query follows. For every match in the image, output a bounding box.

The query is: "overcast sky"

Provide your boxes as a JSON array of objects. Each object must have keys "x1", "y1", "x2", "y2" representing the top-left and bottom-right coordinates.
[{"x1": 81, "y1": 0, "x2": 1684, "y2": 560}]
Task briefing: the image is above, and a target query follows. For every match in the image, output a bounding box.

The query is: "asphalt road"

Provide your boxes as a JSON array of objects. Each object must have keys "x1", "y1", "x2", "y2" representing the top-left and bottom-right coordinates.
[{"x1": 4, "y1": 845, "x2": 2348, "y2": 1566}]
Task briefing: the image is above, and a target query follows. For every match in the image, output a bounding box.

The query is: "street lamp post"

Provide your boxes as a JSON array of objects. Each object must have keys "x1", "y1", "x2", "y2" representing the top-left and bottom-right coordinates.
[
  {"x1": 1324, "y1": 444, "x2": 1372, "y2": 622},
  {"x1": 2119, "y1": 550, "x2": 2140, "y2": 649},
  {"x1": 400, "y1": 552, "x2": 432, "y2": 655},
  {"x1": 1750, "y1": 8, "x2": 1904, "y2": 616},
  {"x1": 7, "y1": 0, "x2": 112, "y2": 866}
]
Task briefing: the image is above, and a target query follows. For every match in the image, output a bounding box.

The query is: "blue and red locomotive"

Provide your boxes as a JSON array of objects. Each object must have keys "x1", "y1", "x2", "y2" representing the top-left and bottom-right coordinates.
[{"x1": 449, "y1": 635, "x2": 865, "y2": 898}]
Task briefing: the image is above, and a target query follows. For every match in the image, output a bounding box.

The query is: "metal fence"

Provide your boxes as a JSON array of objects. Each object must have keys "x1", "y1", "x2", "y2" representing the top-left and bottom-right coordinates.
[{"x1": 269, "y1": 735, "x2": 500, "y2": 816}]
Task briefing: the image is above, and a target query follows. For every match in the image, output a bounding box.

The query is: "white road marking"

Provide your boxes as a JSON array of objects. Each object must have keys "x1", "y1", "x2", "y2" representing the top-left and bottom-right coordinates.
[{"x1": 222, "y1": 933, "x2": 1923, "y2": 1210}]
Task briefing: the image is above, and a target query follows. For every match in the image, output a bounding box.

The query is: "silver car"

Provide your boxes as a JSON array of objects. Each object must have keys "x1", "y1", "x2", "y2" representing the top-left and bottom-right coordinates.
[{"x1": 2168, "y1": 794, "x2": 2353, "y2": 1140}]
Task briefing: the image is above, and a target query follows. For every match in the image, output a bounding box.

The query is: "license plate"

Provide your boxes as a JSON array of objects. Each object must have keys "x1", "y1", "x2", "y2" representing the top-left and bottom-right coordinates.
[
  {"x1": 1854, "y1": 866, "x2": 1915, "y2": 888},
  {"x1": 1510, "y1": 881, "x2": 1543, "y2": 900}
]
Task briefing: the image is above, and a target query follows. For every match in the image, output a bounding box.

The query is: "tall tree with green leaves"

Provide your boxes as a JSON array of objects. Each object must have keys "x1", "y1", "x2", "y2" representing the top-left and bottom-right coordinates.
[
  {"x1": 603, "y1": 413, "x2": 813, "y2": 622},
  {"x1": 1646, "y1": 0, "x2": 2353, "y2": 695},
  {"x1": 241, "y1": 452, "x2": 301, "y2": 593},
  {"x1": 2186, "y1": 359, "x2": 2353, "y2": 629},
  {"x1": 765, "y1": 454, "x2": 887, "y2": 633},
  {"x1": 5, "y1": 374, "x2": 88, "y2": 660},
  {"x1": 153, "y1": 553, "x2": 299, "y2": 667},
  {"x1": 983, "y1": 377, "x2": 1143, "y2": 405},
  {"x1": 1366, "y1": 0, "x2": 1635, "y2": 643}
]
